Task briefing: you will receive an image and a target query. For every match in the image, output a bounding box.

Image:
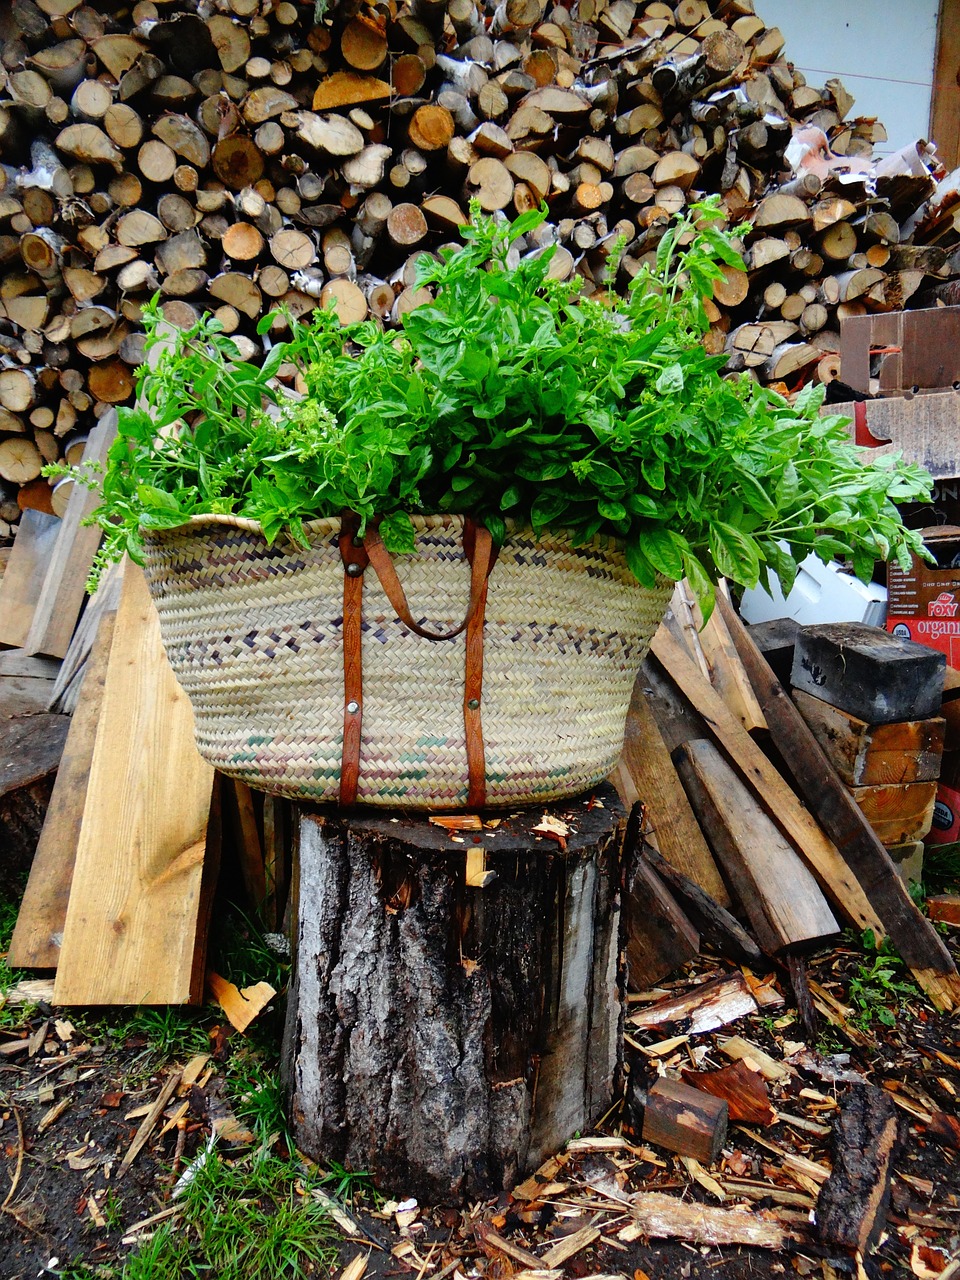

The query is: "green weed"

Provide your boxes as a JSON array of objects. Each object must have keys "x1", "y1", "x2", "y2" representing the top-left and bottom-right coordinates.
[
  {"x1": 123, "y1": 1150, "x2": 337, "y2": 1279},
  {"x1": 922, "y1": 842, "x2": 960, "y2": 893},
  {"x1": 848, "y1": 930, "x2": 919, "y2": 1030}
]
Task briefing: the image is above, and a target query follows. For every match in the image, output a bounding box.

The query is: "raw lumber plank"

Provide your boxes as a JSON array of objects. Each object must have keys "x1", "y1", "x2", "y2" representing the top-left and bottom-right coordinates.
[
  {"x1": 792, "y1": 621, "x2": 945, "y2": 725},
  {"x1": 674, "y1": 738, "x2": 839, "y2": 954},
  {"x1": 0, "y1": 675, "x2": 57, "y2": 716},
  {"x1": 648, "y1": 626, "x2": 880, "y2": 934},
  {"x1": 792, "y1": 689, "x2": 944, "y2": 786},
  {"x1": 54, "y1": 561, "x2": 215, "y2": 1005},
  {"x1": 23, "y1": 409, "x2": 118, "y2": 659},
  {"x1": 815, "y1": 1084, "x2": 897, "y2": 1257},
  {"x1": 8, "y1": 609, "x2": 117, "y2": 969},
  {"x1": 697, "y1": 585, "x2": 766, "y2": 732},
  {"x1": 642, "y1": 1076, "x2": 728, "y2": 1163},
  {"x1": 619, "y1": 674, "x2": 729, "y2": 905},
  {"x1": 0, "y1": 510, "x2": 61, "y2": 649},
  {"x1": 715, "y1": 591, "x2": 960, "y2": 1011}
]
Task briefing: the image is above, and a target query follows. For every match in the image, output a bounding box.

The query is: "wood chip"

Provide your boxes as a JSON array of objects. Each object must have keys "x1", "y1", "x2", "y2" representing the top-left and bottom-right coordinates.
[
  {"x1": 540, "y1": 1226, "x2": 600, "y2": 1267},
  {"x1": 37, "y1": 1096, "x2": 71, "y2": 1133},
  {"x1": 207, "y1": 971, "x2": 276, "y2": 1033},
  {"x1": 339, "y1": 1254, "x2": 370, "y2": 1280},
  {"x1": 119, "y1": 1070, "x2": 182, "y2": 1176}
]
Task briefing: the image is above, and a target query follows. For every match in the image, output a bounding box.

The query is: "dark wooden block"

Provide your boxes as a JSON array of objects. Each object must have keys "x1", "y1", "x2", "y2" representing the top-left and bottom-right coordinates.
[
  {"x1": 816, "y1": 1084, "x2": 898, "y2": 1256},
  {"x1": 746, "y1": 617, "x2": 800, "y2": 687},
  {"x1": 792, "y1": 621, "x2": 945, "y2": 725},
  {"x1": 625, "y1": 857, "x2": 699, "y2": 991},
  {"x1": 642, "y1": 1076, "x2": 728, "y2": 1164}
]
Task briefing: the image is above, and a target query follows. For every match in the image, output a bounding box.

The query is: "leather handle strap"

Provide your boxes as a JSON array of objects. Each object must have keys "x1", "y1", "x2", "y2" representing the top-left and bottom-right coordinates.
[
  {"x1": 363, "y1": 520, "x2": 495, "y2": 642},
  {"x1": 338, "y1": 513, "x2": 369, "y2": 806}
]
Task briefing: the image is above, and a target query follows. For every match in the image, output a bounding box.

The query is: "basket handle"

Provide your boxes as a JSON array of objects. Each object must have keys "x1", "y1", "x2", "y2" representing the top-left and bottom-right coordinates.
[{"x1": 363, "y1": 519, "x2": 496, "y2": 641}]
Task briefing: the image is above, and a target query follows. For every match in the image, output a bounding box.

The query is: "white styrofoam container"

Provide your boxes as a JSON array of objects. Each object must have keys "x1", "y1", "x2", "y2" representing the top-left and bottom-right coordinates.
[{"x1": 739, "y1": 551, "x2": 888, "y2": 628}]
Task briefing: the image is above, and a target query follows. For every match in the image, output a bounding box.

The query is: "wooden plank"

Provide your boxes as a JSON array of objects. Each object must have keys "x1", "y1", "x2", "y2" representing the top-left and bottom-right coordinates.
[
  {"x1": 0, "y1": 675, "x2": 56, "y2": 717},
  {"x1": 931, "y1": 0, "x2": 960, "y2": 171},
  {"x1": 226, "y1": 779, "x2": 267, "y2": 915},
  {"x1": 696, "y1": 585, "x2": 766, "y2": 733},
  {"x1": 0, "y1": 651, "x2": 61, "y2": 680},
  {"x1": 54, "y1": 561, "x2": 215, "y2": 1005},
  {"x1": 8, "y1": 610, "x2": 117, "y2": 970},
  {"x1": 648, "y1": 626, "x2": 880, "y2": 935},
  {"x1": 24, "y1": 410, "x2": 118, "y2": 660},
  {"x1": 0, "y1": 510, "x2": 61, "y2": 650},
  {"x1": 619, "y1": 674, "x2": 730, "y2": 906},
  {"x1": 674, "y1": 738, "x2": 839, "y2": 954},
  {"x1": 715, "y1": 591, "x2": 960, "y2": 1011},
  {"x1": 792, "y1": 690, "x2": 944, "y2": 786},
  {"x1": 849, "y1": 779, "x2": 937, "y2": 846},
  {"x1": 834, "y1": 391, "x2": 960, "y2": 480}
]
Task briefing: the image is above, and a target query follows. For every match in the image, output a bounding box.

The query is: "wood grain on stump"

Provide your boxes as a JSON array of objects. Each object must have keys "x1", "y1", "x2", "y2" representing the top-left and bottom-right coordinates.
[{"x1": 284, "y1": 784, "x2": 627, "y2": 1203}]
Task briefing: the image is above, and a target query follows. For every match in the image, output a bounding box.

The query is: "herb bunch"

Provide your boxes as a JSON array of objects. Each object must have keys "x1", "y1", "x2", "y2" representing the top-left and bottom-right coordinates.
[{"x1": 63, "y1": 197, "x2": 932, "y2": 614}]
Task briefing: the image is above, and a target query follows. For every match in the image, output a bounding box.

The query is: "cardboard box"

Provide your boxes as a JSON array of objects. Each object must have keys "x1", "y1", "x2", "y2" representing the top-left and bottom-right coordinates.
[{"x1": 886, "y1": 526, "x2": 960, "y2": 665}]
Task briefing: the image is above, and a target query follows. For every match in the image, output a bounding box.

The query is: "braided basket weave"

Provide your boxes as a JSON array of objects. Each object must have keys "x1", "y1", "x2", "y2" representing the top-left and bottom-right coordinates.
[{"x1": 140, "y1": 513, "x2": 672, "y2": 809}]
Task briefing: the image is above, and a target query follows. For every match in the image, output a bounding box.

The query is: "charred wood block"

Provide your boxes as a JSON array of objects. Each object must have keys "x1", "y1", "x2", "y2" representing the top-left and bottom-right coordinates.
[
  {"x1": 744, "y1": 617, "x2": 799, "y2": 688},
  {"x1": 625, "y1": 855, "x2": 699, "y2": 991},
  {"x1": 284, "y1": 785, "x2": 627, "y2": 1204},
  {"x1": 792, "y1": 622, "x2": 945, "y2": 725},
  {"x1": 816, "y1": 1084, "x2": 898, "y2": 1257},
  {"x1": 642, "y1": 1076, "x2": 728, "y2": 1164}
]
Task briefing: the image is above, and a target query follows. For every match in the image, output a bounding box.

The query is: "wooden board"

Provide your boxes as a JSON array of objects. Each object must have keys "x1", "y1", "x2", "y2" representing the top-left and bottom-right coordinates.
[
  {"x1": 714, "y1": 591, "x2": 960, "y2": 1011},
  {"x1": 0, "y1": 675, "x2": 57, "y2": 717},
  {"x1": 54, "y1": 561, "x2": 215, "y2": 1005},
  {"x1": 625, "y1": 851, "x2": 699, "y2": 990},
  {"x1": 849, "y1": 779, "x2": 937, "y2": 846},
  {"x1": 619, "y1": 675, "x2": 730, "y2": 906},
  {"x1": 648, "y1": 627, "x2": 880, "y2": 935},
  {"x1": 833, "y1": 391, "x2": 960, "y2": 480},
  {"x1": 674, "y1": 738, "x2": 839, "y2": 955},
  {"x1": 8, "y1": 610, "x2": 117, "y2": 970},
  {"x1": 842, "y1": 309, "x2": 960, "y2": 396},
  {"x1": 0, "y1": 510, "x2": 61, "y2": 650},
  {"x1": 793, "y1": 689, "x2": 945, "y2": 786},
  {"x1": 24, "y1": 410, "x2": 118, "y2": 659}
]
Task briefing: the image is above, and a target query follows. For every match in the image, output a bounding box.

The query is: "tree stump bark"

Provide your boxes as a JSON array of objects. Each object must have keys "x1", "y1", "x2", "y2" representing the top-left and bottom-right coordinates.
[{"x1": 283, "y1": 783, "x2": 627, "y2": 1204}]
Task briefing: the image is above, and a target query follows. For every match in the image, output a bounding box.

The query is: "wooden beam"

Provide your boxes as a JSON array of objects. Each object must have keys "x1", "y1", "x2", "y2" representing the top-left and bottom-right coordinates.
[
  {"x1": 0, "y1": 510, "x2": 61, "y2": 650},
  {"x1": 931, "y1": 0, "x2": 960, "y2": 171}
]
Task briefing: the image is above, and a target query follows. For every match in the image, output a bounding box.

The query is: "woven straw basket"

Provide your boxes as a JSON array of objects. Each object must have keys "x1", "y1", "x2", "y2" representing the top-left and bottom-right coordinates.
[{"x1": 141, "y1": 513, "x2": 671, "y2": 809}]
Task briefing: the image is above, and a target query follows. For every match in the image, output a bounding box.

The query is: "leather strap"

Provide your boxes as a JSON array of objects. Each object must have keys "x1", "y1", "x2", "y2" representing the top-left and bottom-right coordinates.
[
  {"x1": 363, "y1": 521, "x2": 495, "y2": 641},
  {"x1": 338, "y1": 513, "x2": 369, "y2": 805},
  {"x1": 463, "y1": 549, "x2": 490, "y2": 809}
]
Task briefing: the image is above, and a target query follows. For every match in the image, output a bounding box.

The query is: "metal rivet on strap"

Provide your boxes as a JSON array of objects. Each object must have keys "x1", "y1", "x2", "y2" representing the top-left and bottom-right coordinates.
[
  {"x1": 345, "y1": 562, "x2": 363, "y2": 577},
  {"x1": 346, "y1": 700, "x2": 360, "y2": 714},
  {"x1": 467, "y1": 698, "x2": 480, "y2": 710}
]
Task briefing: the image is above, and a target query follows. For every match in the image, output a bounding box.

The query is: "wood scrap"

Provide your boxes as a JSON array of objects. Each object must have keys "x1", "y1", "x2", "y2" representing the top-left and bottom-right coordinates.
[
  {"x1": 681, "y1": 1060, "x2": 776, "y2": 1126},
  {"x1": 674, "y1": 738, "x2": 839, "y2": 954},
  {"x1": 620, "y1": 1192, "x2": 798, "y2": 1247},
  {"x1": 649, "y1": 626, "x2": 880, "y2": 933},
  {"x1": 641, "y1": 1076, "x2": 728, "y2": 1163},
  {"x1": 640, "y1": 841, "x2": 762, "y2": 964},
  {"x1": 624, "y1": 801, "x2": 699, "y2": 989},
  {"x1": 0, "y1": 713, "x2": 69, "y2": 898},
  {"x1": 815, "y1": 1084, "x2": 898, "y2": 1258},
  {"x1": 715, "y1": 591, "x2": 960, "y2": 1011},
  {"x1": 629, "y1": 973, "x2": 757, "y2": 1035},
  {"x1": 207, "y1": 972, "x2": 276, "y2": 1034}
]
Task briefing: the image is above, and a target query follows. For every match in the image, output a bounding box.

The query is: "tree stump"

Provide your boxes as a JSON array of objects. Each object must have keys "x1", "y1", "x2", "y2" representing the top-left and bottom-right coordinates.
[{"x1": 283, "y1": 783, "x2": 627, "y2": 1204}]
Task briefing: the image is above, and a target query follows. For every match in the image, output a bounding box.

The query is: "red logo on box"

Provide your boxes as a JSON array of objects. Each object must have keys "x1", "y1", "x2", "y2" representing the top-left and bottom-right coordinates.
[{"x1": 928, "y1": 592, "x2": 959, "y2": 618}]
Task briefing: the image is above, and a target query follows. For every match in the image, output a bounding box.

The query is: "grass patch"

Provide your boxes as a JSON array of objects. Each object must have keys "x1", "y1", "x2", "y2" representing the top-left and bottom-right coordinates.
[{"x1": 124, "y1": 1150, "x2": 338, "y2": 1280}]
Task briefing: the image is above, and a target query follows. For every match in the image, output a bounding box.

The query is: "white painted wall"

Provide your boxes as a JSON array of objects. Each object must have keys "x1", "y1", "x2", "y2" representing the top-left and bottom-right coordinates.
[{"x1": 756, "y1": 0, "x2": 940, "y2": 155}]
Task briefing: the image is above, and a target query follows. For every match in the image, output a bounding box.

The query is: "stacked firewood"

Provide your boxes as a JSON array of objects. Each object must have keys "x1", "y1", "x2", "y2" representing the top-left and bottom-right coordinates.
[{"x1": 1, "y1": 0, "x2": 958, "y2": 535}]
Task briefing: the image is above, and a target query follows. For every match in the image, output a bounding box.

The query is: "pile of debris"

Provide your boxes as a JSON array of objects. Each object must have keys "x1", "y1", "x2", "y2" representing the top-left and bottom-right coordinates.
[{"x1": 1, "y1": 0, "x2": 960, "y2": 530}]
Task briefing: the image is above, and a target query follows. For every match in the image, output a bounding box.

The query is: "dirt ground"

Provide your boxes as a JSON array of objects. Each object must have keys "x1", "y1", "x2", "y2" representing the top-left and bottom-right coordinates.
[{"x1": 0, "y1": 919, "x2": 957, "y2": 1280}]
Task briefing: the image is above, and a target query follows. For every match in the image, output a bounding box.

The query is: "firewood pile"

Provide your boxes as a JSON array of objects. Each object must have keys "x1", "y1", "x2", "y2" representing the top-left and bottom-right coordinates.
[{"x1": 1, "y1": 0, "x2": 959, "y2": 538}]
